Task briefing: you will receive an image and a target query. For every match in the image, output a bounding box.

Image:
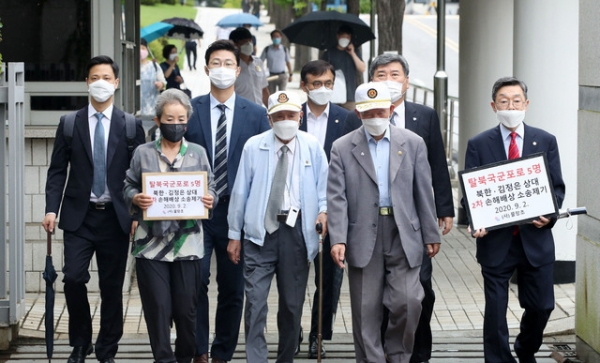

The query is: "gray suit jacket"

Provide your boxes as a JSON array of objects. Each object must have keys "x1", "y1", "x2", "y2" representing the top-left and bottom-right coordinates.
[{"x1": 327, "y1": 125, "x2": 440, "y2": 269}]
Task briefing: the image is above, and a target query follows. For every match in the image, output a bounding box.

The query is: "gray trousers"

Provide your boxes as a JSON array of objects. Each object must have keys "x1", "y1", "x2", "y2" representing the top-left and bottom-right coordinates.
[
  {"x1": 243, "y1": 219, "x2": 310, "y2": 363},
  {"x1": 347, "y1": 215, "x2": 423, "y2": 363},
  {"x1": 268, "y1": 73, "x2": 288, "y2": 94}
]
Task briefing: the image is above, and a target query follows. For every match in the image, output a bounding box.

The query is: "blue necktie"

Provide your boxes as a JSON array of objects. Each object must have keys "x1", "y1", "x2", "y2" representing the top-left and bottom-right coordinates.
[
  {"x1": 92, "y1": 112, "x2": 106, "y2": 198},
  {"x1": 214, "y1": 104, "x2": 228, "y2": 197}
]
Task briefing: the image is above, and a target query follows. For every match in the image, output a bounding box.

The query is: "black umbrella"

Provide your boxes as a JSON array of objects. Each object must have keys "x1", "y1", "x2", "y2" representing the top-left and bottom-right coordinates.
[
  {"x1": 42, "y1": 231, "x2": 58, "y2": 360},
  {"x1": 282, "y1": 11, "x2": 375, "y2": 50},
  {"x1": 161, "y1": 17, "x2": 204, "y2": 40}
]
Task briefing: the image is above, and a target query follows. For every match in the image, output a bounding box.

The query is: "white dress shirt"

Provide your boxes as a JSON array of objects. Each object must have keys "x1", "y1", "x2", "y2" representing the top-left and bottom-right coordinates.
[
  {"x1": 306, "y1": 103, "x2": 330, "y2": 148},
  {"x1": 209, "y1": 93, "x2": 236, "y2": 164}
]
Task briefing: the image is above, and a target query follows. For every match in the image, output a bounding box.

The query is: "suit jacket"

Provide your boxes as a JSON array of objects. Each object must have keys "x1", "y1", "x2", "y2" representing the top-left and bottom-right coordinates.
[
  {"x1": 327, "y1": 126, "x2": 440, "y2": 269},
  {"x1": 463, "y1": 123, "x2": 565, "y2": 268},
  {"x1": 185, "y1": 93, "x2": 270, "y2": 197},
  {"x1": 300, "y1": 102, "x2": 349, "y2": 161},
  {"x1": 344, "y1": 101, "x2": 454, "y2": 218},
  {"x1": 45, "y1": 106, "x2": 146, "y2": 234}
]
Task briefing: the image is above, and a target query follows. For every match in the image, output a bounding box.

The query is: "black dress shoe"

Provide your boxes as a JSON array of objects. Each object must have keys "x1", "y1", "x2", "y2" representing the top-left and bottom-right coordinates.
[
  {"x1": 99, "y1": 359, "x2": 115, "y2": 363},
  {"x1": 308, "y1": 336, "x2": 326, "y2": 359},
  {"x1": 67, "y1": 344, "x2": 93, "y2": 363},
  {"x1": 295, "y1": 327, "x2": 303, "y2": 356}
]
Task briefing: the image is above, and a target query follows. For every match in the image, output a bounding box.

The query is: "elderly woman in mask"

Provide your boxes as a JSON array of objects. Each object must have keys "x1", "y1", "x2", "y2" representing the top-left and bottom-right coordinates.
[{"x1": 124, "y1": 89, "x2": 216, "y2": 363}]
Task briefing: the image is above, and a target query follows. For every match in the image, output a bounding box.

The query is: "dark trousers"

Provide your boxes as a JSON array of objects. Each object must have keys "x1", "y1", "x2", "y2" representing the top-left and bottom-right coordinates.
[
  {"x1": 481, "y1": 234, "x2": 554, "y2": 363},
  {"x1": 309, "y1": 233, "x2": 344, "y2": 341},
  {"x1": 137, "y1": 258, "x2": 202, "y2": 363},
  {"x1": 62, "y1": 207, "x2": 129, "y2": 360},
  {"x1": 195, "y1": 201, "x2": 244, "y2": 360},
  {"x1": 186, "y1": 47, "x2": 197, "y2": 70}
]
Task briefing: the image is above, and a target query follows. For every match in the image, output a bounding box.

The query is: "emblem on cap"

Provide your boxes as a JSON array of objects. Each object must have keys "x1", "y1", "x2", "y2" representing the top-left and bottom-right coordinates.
[
  {"x1": 277, "y1": 93, "x2": 289, "y2": 103},
  {"x1": 367, "y1": 88, "x2": 378, "y2": 99}
]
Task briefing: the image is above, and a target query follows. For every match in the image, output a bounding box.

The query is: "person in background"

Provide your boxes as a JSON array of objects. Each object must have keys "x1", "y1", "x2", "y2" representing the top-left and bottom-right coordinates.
[
  {"x1": 185, "y1": 40, "x2": 270, "y2": 363},
  {"x1": 124, "y1": 88, "x2": 216, "y2": 363},
  {"x1": 297, "y1": 59, "x2": 349, "y2": 358},
  {"x1": 140, "y1": 38, "x2": 166, "y2": 120},
  {"x1": 42, "y1": 55, "x2": 145, "y2": 363},
  {"x1": 260, "y1": 29, "x2": 293, "y2": 94},
  {"x1": 186, "y1": 39, "x2": 198, "y2": 71},
  {"x1": 227, "y1": 90, "x2": 328, "y2": 363},
  {"x1": 216, "y1": 26, "x2": 234, "y2": 41},
  {"x1": 161, "y1": 44, "x2": 184, "y2": 91},
  {"x1": 229, "y1": 27, "x2": 269, "y2": 107},
  {"x1": 242, "y1": 24, "x2": 257, "y2": 55}
]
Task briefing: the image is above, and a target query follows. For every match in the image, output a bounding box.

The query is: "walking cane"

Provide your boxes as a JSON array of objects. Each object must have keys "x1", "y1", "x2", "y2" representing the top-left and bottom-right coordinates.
[{"x1": 315, "y1": 222, "x2": 324, "y2": 362}]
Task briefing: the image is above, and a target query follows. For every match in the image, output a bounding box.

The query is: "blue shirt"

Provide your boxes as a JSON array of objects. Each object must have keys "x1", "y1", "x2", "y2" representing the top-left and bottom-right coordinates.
[{"x1": 364, "y1": 127, "x2": 391, "y2": 207}]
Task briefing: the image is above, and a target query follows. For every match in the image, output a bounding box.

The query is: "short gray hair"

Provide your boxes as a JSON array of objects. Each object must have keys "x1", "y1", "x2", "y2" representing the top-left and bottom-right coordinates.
[
  {"x1": 368, "y1": 53, "x2": 410, "y2": 80},
  {"x1": 155, "y1": 89, "x2": 193, "y2": 120},
  {"x1": 491, "y1": 77, "x2": 529, "y2": 101}
]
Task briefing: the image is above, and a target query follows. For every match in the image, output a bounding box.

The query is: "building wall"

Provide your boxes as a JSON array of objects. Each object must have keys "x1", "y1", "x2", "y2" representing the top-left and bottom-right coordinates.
[{"x1": 576, "y1": 0, "x2": 600, "y2": 360}]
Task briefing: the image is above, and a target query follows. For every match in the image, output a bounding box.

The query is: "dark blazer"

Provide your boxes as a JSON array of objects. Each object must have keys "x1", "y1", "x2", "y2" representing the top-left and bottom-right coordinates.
[
  {"x1": 185, "y1": 93, "x2": 270, "y2": 197},
  {"x1": 463, "y1": 123, "x2": 565, "y2": 268},
  {"x1": 45, "y1": 106, "x2": 145, "y2": 234},
  {"x1": 300, "y1": 102, "x2": 349, "y2": 161},
  {"x1": 344, "y1": 101, "x2": 454, "y2": 218}
]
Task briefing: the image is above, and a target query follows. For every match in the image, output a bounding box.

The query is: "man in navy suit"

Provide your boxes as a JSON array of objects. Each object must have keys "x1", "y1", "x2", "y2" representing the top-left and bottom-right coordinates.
[
  {"x1": 464, "y1": 77, "x2": 565, "y2": 363},
  {"x1": 43, "y1": 55, "x2": 145, "y2": 363},
  {"x1": 345, "y1": 53, "x2": 453, "y2": 363},
  {"x1": 185, "y1": 40, "x2": 270, "y2": 363},
  {"x1": 297, "y1": 60, "x2": 349, "y2": 358}
]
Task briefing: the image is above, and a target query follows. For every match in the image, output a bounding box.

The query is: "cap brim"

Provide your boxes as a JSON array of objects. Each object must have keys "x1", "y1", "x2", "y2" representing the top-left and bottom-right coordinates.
[
  {"x1": 268, "y1": 103, "x2": 302, "y2": 115},
  {"x1": 355, "y1": 100, "x2": 391, "y2": 112}
]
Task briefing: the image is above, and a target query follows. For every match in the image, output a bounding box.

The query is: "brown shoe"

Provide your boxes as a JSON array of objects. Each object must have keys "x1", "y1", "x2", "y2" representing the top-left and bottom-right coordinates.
[
  {"x1": 211, "y1": 358, "x2": 227, "y2": 363},
  {"x1": 193, "y1": 353, "x2": 208, "y2": 363}
]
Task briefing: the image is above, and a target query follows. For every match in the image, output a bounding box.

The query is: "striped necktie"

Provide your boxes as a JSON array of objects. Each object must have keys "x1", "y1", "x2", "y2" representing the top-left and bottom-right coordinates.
[
  {"x1": 508, "y1": 132, "x2": 520, "y2": 160},
  {"x1": 214, "y1": 104, "x2": 228, "y2": 196}
]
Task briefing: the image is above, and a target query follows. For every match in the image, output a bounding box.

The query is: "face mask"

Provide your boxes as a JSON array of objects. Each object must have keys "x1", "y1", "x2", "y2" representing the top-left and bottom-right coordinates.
[
  {"x1": 496, "y1": 110, "x2": 525, "y2": 129},
  {"x1": 385, "y1": 80, "x2": 405, "y2": 103},
  {"x1": 308, "y1": 86, "x2": 333, "y2": 106},
  {"x1": 159, "y1": 123, "x2": 187, "y2": 143},
  {"x1": 362, "y1": 117, "x2": 389, "y2": 136},
  {"x1": 140, "y1": 49, "x2": 149, "y2": 60},
  {"x1": 240, "y1": 42, "x2": 254, "y2": 56},
  {"x1": 272, "y1": 120, "x2": 299, "y2": 141},
  {"x1": 88, "y1": 79, "x2": 116, "y2": 103},
  {"x1": 169, "y1": 53, "x2": 178, "y2": 61},
  {"x1": 273, "y1": 38, "x2": 281, "y2": 46},
  {"x1": 209, "y1": 67, "x2": 237, "y2": 89},
  {"x1": 338, "y1": 38, "x2": 351, "y2": 48}
]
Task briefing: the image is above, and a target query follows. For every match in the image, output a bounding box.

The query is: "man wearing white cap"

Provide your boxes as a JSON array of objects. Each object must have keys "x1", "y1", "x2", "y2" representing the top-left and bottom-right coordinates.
[
  {"x1": 327, "y1": 82, "x2": 440, "y2": 363},
  {"x1": 227, "y1": 91, "x2": 328, "y2": 363}
]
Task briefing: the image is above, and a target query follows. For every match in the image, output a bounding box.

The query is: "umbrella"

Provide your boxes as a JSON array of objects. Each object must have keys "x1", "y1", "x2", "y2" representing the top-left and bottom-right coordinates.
[
  {"x1": 161, "y1": 17, "x2": 204, "y2": 40},
  {"x1": 42, "y1": 231, "x2": 58, "y2": 360},
  {"x1": 282, "y1": 11, "x2": 375, "y2": 50},
  {"x1": 216, "y1": 13, "x2": 263, "y2": 28},
  {"x1": 140, "y1": 22, "x2": 175, "y2": 43}
]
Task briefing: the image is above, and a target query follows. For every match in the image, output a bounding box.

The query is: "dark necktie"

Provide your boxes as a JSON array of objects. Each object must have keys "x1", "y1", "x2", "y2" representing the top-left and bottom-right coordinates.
[
  {"x1": 214, "y1": 104, "x2": 228, "y2": 197},
  {"x1": 508, "y1": 132, "x2": 520, "y2": 160},
  {"x1": 92, "y1": 112, "x2": 106, "y2": 198},
  {"x1": 264, "y1": 145, "x2": 289, "y2": 234}
]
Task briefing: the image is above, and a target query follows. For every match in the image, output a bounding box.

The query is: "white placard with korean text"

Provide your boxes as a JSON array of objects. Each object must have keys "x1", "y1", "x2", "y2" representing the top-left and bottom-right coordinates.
[
  {"x1": 459, "y1": 153, "x2": 559, "y2": 231},
  {"x1": 142, "y1": 172, "x2": 208, "y2": 221}
]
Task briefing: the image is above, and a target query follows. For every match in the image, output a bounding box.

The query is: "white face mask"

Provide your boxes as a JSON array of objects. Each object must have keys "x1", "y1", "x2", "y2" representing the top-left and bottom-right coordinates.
[
  {"x1": 385, "y1": 80, "x2": 405, "y2": 103},
  {"x1": 169, "y1": 53, "x2": 178, "y2": 61},
  {"x1": 338, "y1": 38, "x2": 350, "y2": 48},
  {"x1": 308, "y1": 86, "x2": 333, "y2": 106},
  {"x1": 240, "y1": 42, "x2": 254, "y2": 56},
  {"x1": 496, "y1": 110, "x2": 525, "y2": 129},
  {"x1": 209, "y1": 67, "x2": 237, "y2": 89},
  {"x1": 362, "y1": 117, "x2": 389, "y2": 136},
  {"x1": 88, "y1": 79, "x2": 116, "y2": 103},
  {"x1": 272, "y1": 120, "x2": 299, "y2": 141}
]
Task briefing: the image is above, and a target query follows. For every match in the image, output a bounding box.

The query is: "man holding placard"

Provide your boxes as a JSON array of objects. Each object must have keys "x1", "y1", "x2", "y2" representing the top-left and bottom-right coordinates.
[{"x1": 463, "y1": 77, "x2": 565, "y2": 363}]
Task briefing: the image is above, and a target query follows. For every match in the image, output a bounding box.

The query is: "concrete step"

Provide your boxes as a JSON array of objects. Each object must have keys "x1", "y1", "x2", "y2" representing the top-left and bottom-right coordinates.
[{"x1": 0, "y1": 334, "x2": 578, "y2": 362}]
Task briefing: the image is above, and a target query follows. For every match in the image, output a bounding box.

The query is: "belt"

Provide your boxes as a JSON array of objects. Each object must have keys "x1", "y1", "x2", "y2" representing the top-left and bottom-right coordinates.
[
  {"x1": 379, "y1": 207, "x2": 394, "y2": 216},
  {"x1": 270, "y1": 72, "x2": 286, "y2": 75},
  {"x1": 276, "y1": 209, "x2": 301, "y2": 222},
  {"x1": 89, "y1": 201, "x2": 113, "y2": 210}
]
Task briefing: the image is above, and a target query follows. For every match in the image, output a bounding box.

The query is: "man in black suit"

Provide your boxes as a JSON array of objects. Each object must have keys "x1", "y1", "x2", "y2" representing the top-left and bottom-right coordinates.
[
  {"x1": 185, "y1": 40, "x2": 270, "y2": 363},
  {"x1": 43, "y1": 55, "x2": 145, "y2": 363},
  {"x1": 345, "y1": 53, "x2": 454, "y2": 363},
  {"x1": 465, "y1": 77, "x2": 565, "y2": 363},
  {"x1": 297, "y1": 60, "x2": 348, "y2": 358}
]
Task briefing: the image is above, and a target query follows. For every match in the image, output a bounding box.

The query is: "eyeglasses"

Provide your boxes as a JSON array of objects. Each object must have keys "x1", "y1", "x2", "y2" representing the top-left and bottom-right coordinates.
[
  {"x1": 308, "y1": 80, "x2": 334, "y2": 89},
  {"x1": 208, "y1": 59, "x2": 237, "y2": 68},
  {"x1": 495, "y1": 98, "x2": 525, "y2": 110}
]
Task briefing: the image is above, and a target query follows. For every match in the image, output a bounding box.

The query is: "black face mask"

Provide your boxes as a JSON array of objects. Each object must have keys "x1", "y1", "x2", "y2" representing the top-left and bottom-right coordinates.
[{"x1": 160, "y1": 123, "x2": 187, "y2": 143}]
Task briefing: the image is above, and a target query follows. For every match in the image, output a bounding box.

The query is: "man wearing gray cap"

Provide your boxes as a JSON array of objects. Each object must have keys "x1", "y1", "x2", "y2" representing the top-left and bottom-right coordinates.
[{"x1": 327, "y1": 82, "x2": 440, "y2": 363}]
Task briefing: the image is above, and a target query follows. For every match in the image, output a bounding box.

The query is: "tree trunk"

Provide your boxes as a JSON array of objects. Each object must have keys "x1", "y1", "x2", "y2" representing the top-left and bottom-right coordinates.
[
  {"x1": 347, "y1": 0, "x2": 360, "y2": 15},
  {"x1": 376, "y1": 0, "x2": 405, "y2": 54},
  {"x1": 292, "y1": 4, "x2": 312, "y2": 72}
]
